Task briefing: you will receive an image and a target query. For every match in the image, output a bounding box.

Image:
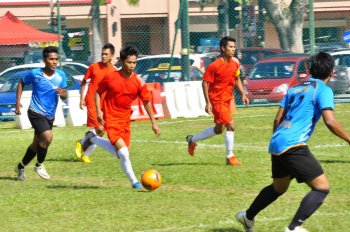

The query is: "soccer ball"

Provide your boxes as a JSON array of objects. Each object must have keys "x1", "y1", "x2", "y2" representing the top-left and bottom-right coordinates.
[{"x1": 141, "y1": 169, "x2": 162, "y2": 191}]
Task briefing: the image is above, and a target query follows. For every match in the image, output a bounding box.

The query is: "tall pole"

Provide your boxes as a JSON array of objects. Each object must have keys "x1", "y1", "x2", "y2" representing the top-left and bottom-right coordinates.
[
  {"x1": 57, "y1": 0, "x2": 62, "y2": 66},
  {"x1": 180, "y1": 0, "x2": 190, "y2": 81},
  {"x1": 309, "y1": 0, "x2": 315, "y2": 55}
]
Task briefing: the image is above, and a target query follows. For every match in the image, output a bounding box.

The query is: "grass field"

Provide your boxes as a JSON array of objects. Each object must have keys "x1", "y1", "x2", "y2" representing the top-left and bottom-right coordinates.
[{"x1": 0, "y1": 104, "x2": 349, "y2": 232}]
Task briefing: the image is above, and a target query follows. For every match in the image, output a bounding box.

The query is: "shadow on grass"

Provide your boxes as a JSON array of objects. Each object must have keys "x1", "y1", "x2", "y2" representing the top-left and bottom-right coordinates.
[
  {"x1": 47, "y1": 185, "x2": 102, "y2": 189},
  {"x1": 45, "y1": 157, "x2": 78, "y2": 162},
  {"x1": 153, "y1": 162, "x2": 222, "y2": 166},
  {"x1": 0, "y1": 176, "x2": 18, "y2": 181},
  {"x1": 319, "y1": 159, "x2": 350, "y2": 164},
  {"x1": 210, "y1": 228, "x2": 240, "y2": 232}
]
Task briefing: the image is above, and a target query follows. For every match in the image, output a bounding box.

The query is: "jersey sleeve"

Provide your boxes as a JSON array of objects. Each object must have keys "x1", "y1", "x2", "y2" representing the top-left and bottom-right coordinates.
[
  {"x1": 97, "y1": 73, "x2": 111, "y2": 94},
  {"x1": 137, "y1": 76, "x2": 152, "y2": 102},
  {"x1": 83, "y1": 64, "x2": 94, "y2": 81},
  {"x1": 21, "y1": 69, "x2": 35, "y2": 85},
  {"x1": 279, "y1": 93, "x2": 288, "y2": 109},
  {"x1": 58, "y1": 70, "x2": 67, "y2": 88},
  {"x1": 202, "y1": 63, "x2": 215, "y2": 83},
  {"x1": 316, "y1": 85, "x2": 334, "y2": 111}
]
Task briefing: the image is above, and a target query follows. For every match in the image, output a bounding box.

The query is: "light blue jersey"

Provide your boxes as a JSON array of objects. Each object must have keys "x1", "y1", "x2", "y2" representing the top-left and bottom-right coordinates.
[
  {"x1": 22, "y1": 68, "x2": 67, "y2": 119},
  {"x1": 269, "y1": 78, "x2": 334, "y2": 155}
]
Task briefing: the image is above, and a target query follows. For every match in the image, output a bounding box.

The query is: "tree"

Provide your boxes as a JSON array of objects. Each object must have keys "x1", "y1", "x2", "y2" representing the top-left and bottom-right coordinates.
[
  {"x1": 199, "y1": 0, "x2": 308, "y2": 53},
  {"x1": 90, "y1": 0, "x2": 103, "y2": 63}
]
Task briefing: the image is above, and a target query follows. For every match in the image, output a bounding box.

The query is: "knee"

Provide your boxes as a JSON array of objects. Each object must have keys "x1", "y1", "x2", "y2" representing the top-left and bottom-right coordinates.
[{"x1": 214, "y1": 127, "x2": 224, "y2": 134}]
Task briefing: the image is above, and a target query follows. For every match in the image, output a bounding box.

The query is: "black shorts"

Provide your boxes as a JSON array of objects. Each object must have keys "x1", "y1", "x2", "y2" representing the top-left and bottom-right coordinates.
[
  {"x1": 28, "y1": 110, "x2": 54, "y2": 135},
  {"x1": 271, "y1": 146, "x2": 324, "y2": 183}
]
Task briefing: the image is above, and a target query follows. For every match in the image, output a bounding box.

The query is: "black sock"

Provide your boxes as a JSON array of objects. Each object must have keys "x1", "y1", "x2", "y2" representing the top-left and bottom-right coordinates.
[
  {"x1": 36, "y1": 145, "x2": 48, "y2": 165},
  {"x1": 246, "y1": 184, "x2": 282, "y2": 221},
  {"x1": 288, "y1": 188, "x2": 329, "y2": 230},
  {"x1": 18, "y1": 146, "x2": 37, "y2": 169}
]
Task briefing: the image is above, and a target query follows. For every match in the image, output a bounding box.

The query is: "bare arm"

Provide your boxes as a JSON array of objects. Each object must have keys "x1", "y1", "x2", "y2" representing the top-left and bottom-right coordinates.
[
  {"x1": 15, "y1": 80, "x2": 24, "y2": 115},
  {"x1": 79, "y1": 80, "x2": 88, "y2": 110},
  {"x1": 94, "y1": 91, "x2": 104, "y2": 125},
  {"x1": 235, "y1": 75, "x2": 250, "y2": 106},
  {"x1": 273, "y1": 107, "x2": 286, "y2": 132},
  {"x1": 322, "y1": 109, "x2": 350, "y2": 145},
  {"x1": 202, "y1": 80, "x2": 212, "y2": 114},
  {"x1": 57, "y1": 88, "x2": 67, "y2": 100},
  {"x1": 143, "y1": 101, "x2": 160, "y2": 137}
]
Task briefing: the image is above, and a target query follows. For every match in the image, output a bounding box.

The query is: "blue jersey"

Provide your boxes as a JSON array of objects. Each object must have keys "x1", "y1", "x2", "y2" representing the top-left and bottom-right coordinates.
[
  {"x1": 269, "y1": 78, "x2": 334, "y2": 155},
  {"x1": 22, "y1": 68, "x2": 67, "y2": 119}
]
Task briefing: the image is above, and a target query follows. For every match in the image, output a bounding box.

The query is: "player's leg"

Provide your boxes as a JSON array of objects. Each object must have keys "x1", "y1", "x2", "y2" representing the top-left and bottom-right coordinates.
[
  {"x1": 225, "y1": 120, "x2": 241, "y2": 165},
  {"x1": 286, "y1": 148, "x2": 329, "y2": 231},
  {"x1": 15, "y1": 135, "x2": 38, "y2": 181}
]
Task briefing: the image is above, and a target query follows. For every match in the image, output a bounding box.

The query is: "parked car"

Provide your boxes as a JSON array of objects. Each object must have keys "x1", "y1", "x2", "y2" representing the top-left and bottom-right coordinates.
[
  {"x1": 0, "y1": 68, "x2": 81, "y2": 121},
  {"x1": 327, "y1": 48, "x2": 350, "y2": 92},
  {"x1": 246, "y1": 55, "x2": 311, "y2": 103},
  {"x1": 141, "y1": 63, "x2": 203, "y2": 85},
  {"x1": 128, "y1": 53, "x2": 217, "y2": 76},
  {"x1": 235, "y1": 47, "x2": 289, "y2": 75},
  {"x1": 23, "y1": 48, "x2": 71, "y2": 64}
]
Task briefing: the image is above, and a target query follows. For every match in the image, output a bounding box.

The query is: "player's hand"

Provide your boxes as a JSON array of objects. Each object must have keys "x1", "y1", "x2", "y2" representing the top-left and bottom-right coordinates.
[
  {"x1": 242, "y1": 95, "x2": 250, "y2": 106},
  {"x1": 97, "y1": 112, "x2": 105, "y2": 125},
  {"x1": 80, "y1": 99, "x2": 86, "y2": 110},
  {"x1": 152, "y1": 122, "x2": 160, "y2": 137},
  {"x1": 15, "y1": 102, "x2": 22, "y2": 115},
  {"x1": 205, "y1": 102, "x2": 212, "y2": 115}
]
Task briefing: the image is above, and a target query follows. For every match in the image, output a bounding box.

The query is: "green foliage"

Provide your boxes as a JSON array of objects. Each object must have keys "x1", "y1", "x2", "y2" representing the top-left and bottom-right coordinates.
[
  {"x1": 0, "y1": 104, "x2": 349, "y2": 231},
  {"x1": 128, "y1": 0, "x2": 139, "y2": 6}
]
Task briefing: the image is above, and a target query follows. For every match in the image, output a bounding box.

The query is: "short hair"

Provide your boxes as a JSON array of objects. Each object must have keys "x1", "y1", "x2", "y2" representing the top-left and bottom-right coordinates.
[
  {"x1": 43, "y1": 46, "x2": 58, "y2": 59},
  {"x1": 102, "y1": 43, "x2": 115, "y2": 55},
  {"x1": 310, "y1": 52, "x2": 335, "y2": 80},
  {"x1": 119, "y1": 46, "x2": 138, "y2": 61},
  {"x1": 220, "y1": 36, "x2": 236, "y2": 53}
]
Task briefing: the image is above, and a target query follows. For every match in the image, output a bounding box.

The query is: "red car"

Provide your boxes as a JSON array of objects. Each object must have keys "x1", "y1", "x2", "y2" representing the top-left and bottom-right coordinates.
[{"x1": 246, "y1": 54, "x2": 310, "y2": 103}]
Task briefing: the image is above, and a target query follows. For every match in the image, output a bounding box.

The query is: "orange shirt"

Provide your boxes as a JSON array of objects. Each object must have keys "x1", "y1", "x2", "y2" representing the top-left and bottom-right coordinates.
[
  {"x1": 202, "y1": 57, "x2": 240, "y2": 102},
  {"x1": 83, "y1": 62, "x2": 116, "y2": 106},
  {"x1": 97, "y1": 70, "x2": 151, "y2": 123}
]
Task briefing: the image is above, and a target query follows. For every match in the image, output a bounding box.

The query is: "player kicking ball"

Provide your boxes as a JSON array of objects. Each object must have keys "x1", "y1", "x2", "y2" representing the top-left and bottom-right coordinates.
[{"x1": 236, "y1": 52, "x2": 350, "y2": 231}]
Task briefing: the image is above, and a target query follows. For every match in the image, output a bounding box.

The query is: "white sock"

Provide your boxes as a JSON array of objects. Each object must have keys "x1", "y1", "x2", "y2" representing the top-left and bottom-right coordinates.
[
  {"x1": 225, "y1": 131, "x2": 235, "y2": 158},
  {"x1": 90, "y1": 136, "x2": 118, "y2": 158},
  {"x1": 84, "y1": 144, "x2": 97, "y2": 156},
  {"x1": 192, "y1": 127, "x2": 216, "y2": 143},
  {"x1": 117, "y1": 147, "x2": 138, "y2": 185}
]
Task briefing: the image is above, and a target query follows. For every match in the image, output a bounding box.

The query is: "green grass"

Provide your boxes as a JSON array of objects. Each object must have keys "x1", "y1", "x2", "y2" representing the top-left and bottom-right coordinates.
[{"x1": 0, "y1": 104, "x2": 350, "y2": 232}]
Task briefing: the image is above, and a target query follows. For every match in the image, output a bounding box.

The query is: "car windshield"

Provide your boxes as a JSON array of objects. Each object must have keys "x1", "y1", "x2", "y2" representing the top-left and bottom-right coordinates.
[
  {"x1": 135, "y1": 57, "x2": 195, "y2": 75},
  {"x1": 249, "y1": 62, "x2": 296, "y2": 79},
  {"x1": 141, "y1": 67, "x2": 202, "y2": 83}
]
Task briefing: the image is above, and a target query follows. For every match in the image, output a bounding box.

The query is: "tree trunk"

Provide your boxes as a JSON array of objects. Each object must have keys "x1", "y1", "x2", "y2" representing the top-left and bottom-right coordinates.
[{"x1": 91, "y1": 0, "x2": 103, "y2": 63}]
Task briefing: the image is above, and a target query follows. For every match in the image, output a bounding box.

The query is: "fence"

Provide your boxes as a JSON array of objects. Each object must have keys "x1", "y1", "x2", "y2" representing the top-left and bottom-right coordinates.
[{"x1": 0, "y1": 0, "x2": 350, "y2": 122}]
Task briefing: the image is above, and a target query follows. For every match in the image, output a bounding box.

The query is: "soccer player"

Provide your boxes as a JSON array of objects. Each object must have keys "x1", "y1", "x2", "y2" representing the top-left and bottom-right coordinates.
[
  {"x1": 93, "y1": 46, "x2": 160, "y2": 189},
  {"x1": 236, "y1": 52, "x2": 350, "y2": 232},
  {"x1": 186, "y1": 36, "x2": 249, "y2": 165},
  {"x1": 75, "y1": 43, "x2": 117, "y2": 162},
  {"x1": 15, "y1": 46, "x2": 67, "y2": 181}
]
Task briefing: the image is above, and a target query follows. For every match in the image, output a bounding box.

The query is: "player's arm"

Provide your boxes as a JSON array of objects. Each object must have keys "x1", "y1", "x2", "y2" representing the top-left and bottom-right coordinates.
[
  {"x1": 273, "y1": 107, "x2": 286, "y2": 132},
  {"x1": 322, "y1": 109, "x2": 350, "y2": 145},
  {"x1": 94, "y1": 91, "x2": 104, "y2": 125},
  {"x1": 202, "y1": 80, "x2": 212, "y2": 114},
  {"x1": 143, "y1": 101, "x2": 160, "y2": 137},
  {"x1": 15, "y1": 80, "x2": 24, "y2": 115},
  {"x1": 57, "y1": 88, "x2": 67, "y2": 100},
  {"x1": 79, "y1": 79, "x2": 88, "y2": 109},
  {"x1": 235, "y1": 70, "x2": 249, "y2": 106}
]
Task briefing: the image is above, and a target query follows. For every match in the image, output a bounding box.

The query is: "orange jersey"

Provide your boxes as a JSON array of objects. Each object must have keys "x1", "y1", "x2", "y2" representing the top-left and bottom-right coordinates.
[
  {"x1": 83, "y1": 62, "x2": 116, "y2": 107},
  {"x1": 203, "y1": 57, "x2": 240, "y2": 102},
  {"x1": 97, "y1": 70, "x2": 152, "y2": 123}
]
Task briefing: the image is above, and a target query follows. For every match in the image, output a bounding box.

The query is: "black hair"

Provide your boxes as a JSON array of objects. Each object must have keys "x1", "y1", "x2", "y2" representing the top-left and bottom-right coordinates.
[
  {"x1": 42, "y1": 46, "x2": 58, "y2": 59},
  {"x1": 102, "y1": 43, "x2": 115, "y2": 55},
  {"x1": 310, "y1": 52, "x2": 335, "y2": 80},
  {"x1": 220, "y1": 36, "x2": 236, "y2": 53},
  {"x1": 119, "y1": 46, "x2": 138, "y2": 61}
]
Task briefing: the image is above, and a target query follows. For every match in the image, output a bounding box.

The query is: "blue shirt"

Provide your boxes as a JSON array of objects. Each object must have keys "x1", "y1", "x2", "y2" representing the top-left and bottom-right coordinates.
[
  {"x1": 22, "y1": 68, "x2": 67, "y2": 119},
  {"x1": 269, "y1": 78, "x2": 334, "y2": 155}
]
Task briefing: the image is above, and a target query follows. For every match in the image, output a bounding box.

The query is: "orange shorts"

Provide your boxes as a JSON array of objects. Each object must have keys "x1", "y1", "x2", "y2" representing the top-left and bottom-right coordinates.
[
  {"x1": 86, "y1": 105, "x2": 100, "y2": 128},
  {"x1": 105, "y1": 120, "x2": 131, "y2": 147},
  {"x1": 211, "y1": 99, "x2": 234, "y2": 124}
]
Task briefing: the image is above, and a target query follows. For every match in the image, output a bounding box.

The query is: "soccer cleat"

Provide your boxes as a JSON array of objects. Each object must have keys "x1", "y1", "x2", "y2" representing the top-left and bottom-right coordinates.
[
  {"x1": 80, "y1": 155, "x2": 92, "y2": 163},
  {"x1": 284, "y1": 226, "x2": 309, "y2": 232},
  {"x1": 75, "y1": 140, "x2": 83, "y2": 159},
  {"x1": 236, "y1": 211, "x2": 254, "y2": 232},
  {"x1": 186, "y1": 135, "x2": 197, "y2": 156},
  {"x1": 81, "y1": 131, "x2": 95, "y2": 152},
  {"x1": 132, "y1": 181, "x2": 143, "y2": 190},
  {"x1": 34, "y1": 164, "x2": 50, "y2": 179},
  {"x1": 226, "y1": 156, "x2": 241, "y2": 166},
  {"x1": 15, "y1": 165, "x2": 26, "y2": 181}
]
